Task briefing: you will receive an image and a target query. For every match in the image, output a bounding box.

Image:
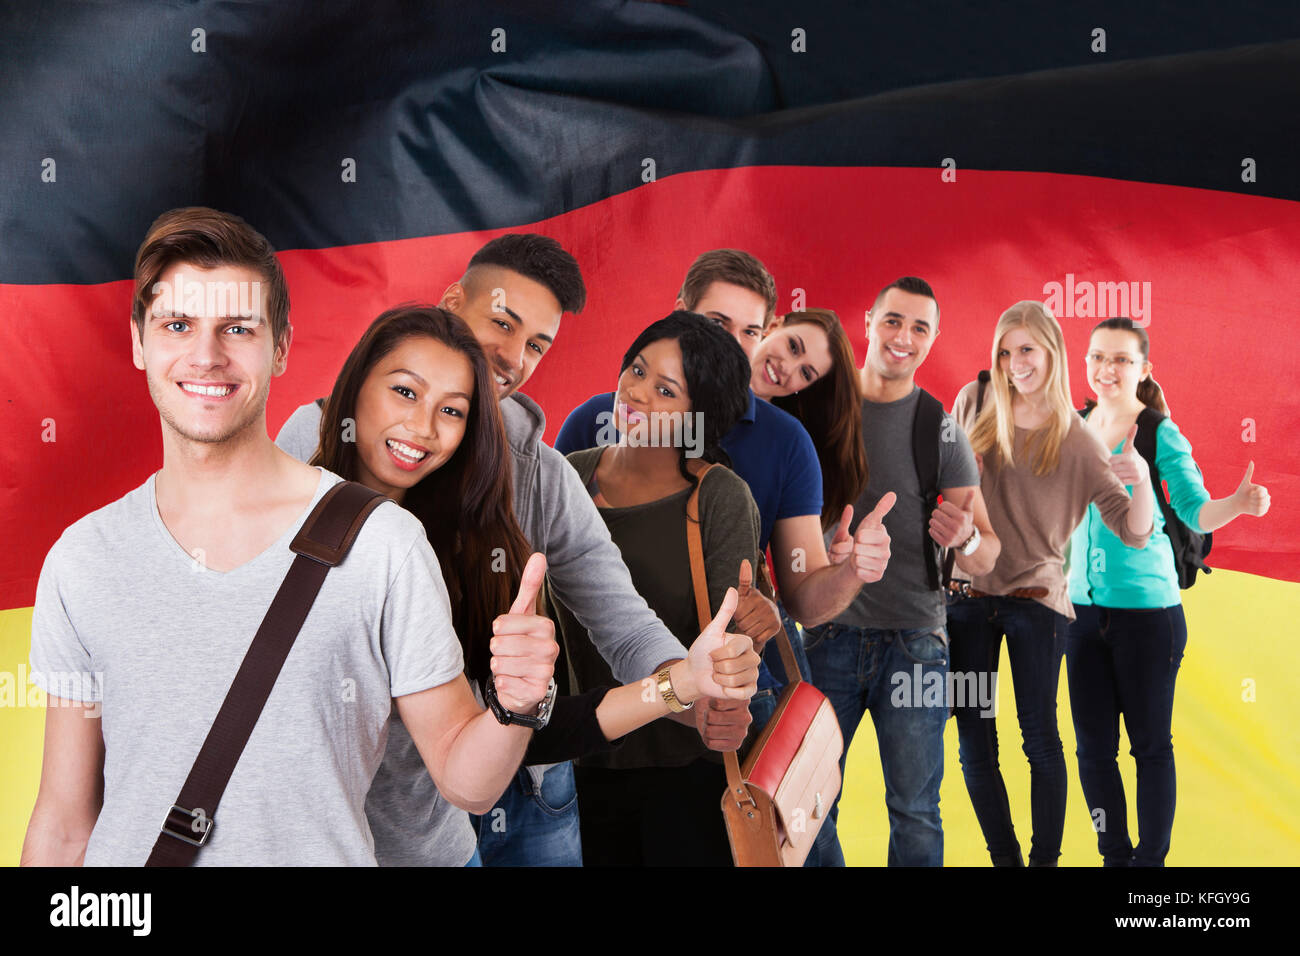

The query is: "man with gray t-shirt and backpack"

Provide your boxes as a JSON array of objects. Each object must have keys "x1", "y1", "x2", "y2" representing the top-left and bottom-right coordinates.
[
  {"x1": 802, "y1": 277, "x2": 1002, "y2": 866},
  {"x1": 22, "y1": 208, "x2": 561, "y2": 866}
]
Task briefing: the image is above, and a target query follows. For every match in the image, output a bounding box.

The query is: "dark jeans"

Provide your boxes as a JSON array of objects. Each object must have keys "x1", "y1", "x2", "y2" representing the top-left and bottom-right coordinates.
[
  {"x1": 947, "y1": 595, "x2": 1069, "y2": 866},
  {"x1": 748, "y1": 606, "x2": 846, "y2": 866},
  {"x1": 470, "y1": 762, "x2": 582, "y2": 866},
  {"x1": 1066, "y1": 603, "x2": 1187, "y2": 867},
  {"x1": 802, "y1": 621, "x2": 949, "y2": 866}
]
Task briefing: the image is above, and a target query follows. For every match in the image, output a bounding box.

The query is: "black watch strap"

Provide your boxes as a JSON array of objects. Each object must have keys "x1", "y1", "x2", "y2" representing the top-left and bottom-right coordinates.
[{"x1": 485, "y1": 677, "x2": 555, "y2": 729}]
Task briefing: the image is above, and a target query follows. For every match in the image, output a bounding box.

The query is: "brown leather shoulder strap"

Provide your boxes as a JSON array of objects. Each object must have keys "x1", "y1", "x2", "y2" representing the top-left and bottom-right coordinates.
[
  {"x1": 146, "y1": 480, "x2": 386, "y2": 866},
  {"x1": 683, "y1": 464, "x2": 801, "y2": 680},
  {"x1": 683, "y1": 466, "x2": 804, "y2": 789},
  {"x1": 684, "y1": 464, "x2": 716, "y2": 634}
]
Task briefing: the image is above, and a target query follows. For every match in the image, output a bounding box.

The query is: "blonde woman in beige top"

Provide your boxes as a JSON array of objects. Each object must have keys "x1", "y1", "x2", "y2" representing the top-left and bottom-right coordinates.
[{"x1": 946, "y1": 300, "x2": 1153, "y2": 867}]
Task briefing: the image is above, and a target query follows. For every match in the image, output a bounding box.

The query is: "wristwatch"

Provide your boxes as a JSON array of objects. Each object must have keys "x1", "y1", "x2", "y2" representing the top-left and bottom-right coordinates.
[
  {"x1": 958, "y1": 526, "x2": 982, "y2": 556},
  {"x1": 656, "y1": 666, "x2": 693, "y2": 713},
  {"x1": 485, "y1": 677, "x2": 557, "y2": 730}
]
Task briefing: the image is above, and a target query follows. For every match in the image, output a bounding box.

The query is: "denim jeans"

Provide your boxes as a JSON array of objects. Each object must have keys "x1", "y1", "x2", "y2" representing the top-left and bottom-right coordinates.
[
  {"x1": 947, "y1": 595, "x2": 1069, "y2": 866},
  {"x1": 802, "y1": 621, "x2": 949, "y2": 866},
  {"x1": 1067, "y1": 603, "x2": 1187, "y2": 867},
  {"x1": 470, "y1": 761, "x2": 582, "y2": 866}
]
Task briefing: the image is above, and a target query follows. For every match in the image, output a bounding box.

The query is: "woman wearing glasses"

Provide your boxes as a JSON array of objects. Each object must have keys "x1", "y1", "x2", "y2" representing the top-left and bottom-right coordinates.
[{"x1": 1067, "y1": 317, "x2": 1269, "y2": 866}]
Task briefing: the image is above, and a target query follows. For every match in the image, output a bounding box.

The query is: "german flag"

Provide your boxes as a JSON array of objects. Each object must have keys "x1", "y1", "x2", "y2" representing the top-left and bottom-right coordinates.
[{"x1": 2, "y1": 2, "x2": 1297, "y2": 868}]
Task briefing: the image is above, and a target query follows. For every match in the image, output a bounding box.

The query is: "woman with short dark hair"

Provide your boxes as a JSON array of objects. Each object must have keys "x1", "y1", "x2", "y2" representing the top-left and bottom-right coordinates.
[{"x1": 558, "y1": 311, "x2": 766, "y2": 866}]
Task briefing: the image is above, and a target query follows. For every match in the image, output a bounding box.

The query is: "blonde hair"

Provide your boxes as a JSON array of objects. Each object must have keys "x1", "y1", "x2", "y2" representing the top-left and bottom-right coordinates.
[{"x1": 968, "y1": 301, "x2": 1075, "y2": 476}]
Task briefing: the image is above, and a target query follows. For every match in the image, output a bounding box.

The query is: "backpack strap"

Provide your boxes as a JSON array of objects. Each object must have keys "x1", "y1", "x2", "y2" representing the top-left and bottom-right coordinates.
[
  {"x1": 943, "y1": 372, "x2": 991, "y2": 587},
  {"x1": 1134, "y1": 406, "x2": 1162, "y2": 471},
  {"x1": 1133, "y1": 406, "x2": 1193, "y2": 574},
  {"x1": 146, "y1": 480, "x2": 386, "y2": 866},
  {"x1": 912, "y1": 388, "x2": 945, "y2": 591}
]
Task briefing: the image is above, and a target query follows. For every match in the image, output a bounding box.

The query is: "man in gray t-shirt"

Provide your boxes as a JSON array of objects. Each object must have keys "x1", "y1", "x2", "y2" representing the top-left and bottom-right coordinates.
[
  {"x1": 22, "y1": 208, "x2": 559, "y2": 866},
  {"x1": 29, "y1": 468, "x2": 475, "y2": 865},
  {"x1": 803, "y1": 277, "x2": 1001, "y2": 867}
]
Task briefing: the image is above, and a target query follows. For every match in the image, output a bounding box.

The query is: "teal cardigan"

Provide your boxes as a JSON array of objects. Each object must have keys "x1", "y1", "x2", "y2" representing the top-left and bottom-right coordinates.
[{"x1": 1068, "y1": 414, "x2": 1211, "y2": 609}]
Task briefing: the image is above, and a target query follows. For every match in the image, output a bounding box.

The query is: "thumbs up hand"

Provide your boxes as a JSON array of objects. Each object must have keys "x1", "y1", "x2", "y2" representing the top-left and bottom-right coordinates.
[
  {"x1": 827, "y1": 505, "x2": 854, "y2": 567},
  {"x1": 929, "y1": 490, "x2": 977, "y2": 549},
  {"x1": 1232, "y1": 461, "x2": 1271, "y2": 517},
  {"x1": 488, "y1": 552, "x2": 559, "y2": 714},
  {"x1": 686, "y1": 587, "x2": 760, "y2": 700},
  {"x1": 847, "y1": 492, "x2": 895, "y2": 584},
  {"x1": 729, "y1": 558, "x2": 783, "y2": 653},
  {"x1": 1109, "y1": 424, "x2": 1150, "y2": 488}
]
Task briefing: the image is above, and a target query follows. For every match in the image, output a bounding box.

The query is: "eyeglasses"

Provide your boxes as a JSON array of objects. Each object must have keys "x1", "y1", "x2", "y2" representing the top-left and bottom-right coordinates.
[{"x1": 1085, "y1": 352, "x2": 1139, "y2": 368}]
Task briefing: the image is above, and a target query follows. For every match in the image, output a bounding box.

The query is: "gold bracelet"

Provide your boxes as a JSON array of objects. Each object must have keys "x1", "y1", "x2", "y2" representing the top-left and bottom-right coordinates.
[{"x1": 657, "y1": 666, "x2": 693, "y2": 713}]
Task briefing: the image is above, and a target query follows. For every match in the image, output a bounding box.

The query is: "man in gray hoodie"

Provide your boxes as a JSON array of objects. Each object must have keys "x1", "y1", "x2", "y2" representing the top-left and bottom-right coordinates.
[{"x1": 276, "y1": 235, "x2": 725, "y2": 866}]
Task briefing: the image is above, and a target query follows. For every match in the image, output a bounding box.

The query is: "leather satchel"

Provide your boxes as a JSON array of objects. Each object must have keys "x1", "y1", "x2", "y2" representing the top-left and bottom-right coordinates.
[
  {"x1": 147, "y1": 480, "x2": 386, "y2": 866},
  {"x1": 683, "y1": 465, "x2": 843, "y2": 867}
]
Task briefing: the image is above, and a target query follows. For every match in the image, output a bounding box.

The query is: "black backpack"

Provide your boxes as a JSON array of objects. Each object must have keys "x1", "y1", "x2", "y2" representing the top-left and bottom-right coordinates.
[
  {"x1": 1080, "y1": 404, "x2": 1213, "y2": 589},
  {"x1": 916, "y1": 372, "x2": 989, "y2": 591}
]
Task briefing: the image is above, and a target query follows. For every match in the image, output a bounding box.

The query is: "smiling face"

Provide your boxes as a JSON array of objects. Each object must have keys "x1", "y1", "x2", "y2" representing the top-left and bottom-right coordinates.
[
  {"x1": 865, "y1": 287, "x2": 938, "y2": 383},
  {"x1": 997, "y1": 325, "x2": 1052, "y2": 398},
  {"x1": 352, "y1": 335, "x2": 474, "y2": 502},
  {"x1": 131, "y1": 262, "x2": 286, "y2": 448},
  {"x1": 680, "y1": 280, "x2": 769, "y2": 360},
  {"x1": 750, "y1": 322, "x2": 833, "y2": 398},
  {"x1": 1085, "y1": 327, "x2": 1151, "y2": 401},
  {"x1": 614, "y1": 337, "x2": 692, "y2": 444},
  {"x1": 441, "y1": 265, "x2": 562, "y2": 400}
]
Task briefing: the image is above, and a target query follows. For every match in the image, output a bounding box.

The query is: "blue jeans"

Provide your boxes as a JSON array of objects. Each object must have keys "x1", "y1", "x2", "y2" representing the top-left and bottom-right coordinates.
[
  {"x1": 802, "y1": 621, "x2": 949, "y2": 866},
  {"x1": 748, "y1": 608, "x2": 845, "y2": 867},
  {"x1": 470, "y1": 761, "x2": 582, "y2": 866},
  {"x1": 1067, "y1": 603, "x2": 1187, "y2": 867},
  {"x1": 947, "y1": 595, "x2": 1069, "y2": 866}
]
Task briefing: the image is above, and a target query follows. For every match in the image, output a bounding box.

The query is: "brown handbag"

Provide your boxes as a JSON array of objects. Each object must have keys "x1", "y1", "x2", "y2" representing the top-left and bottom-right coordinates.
[{"x1": 684, "y1": 465, "x2": 843, "y2": 867}]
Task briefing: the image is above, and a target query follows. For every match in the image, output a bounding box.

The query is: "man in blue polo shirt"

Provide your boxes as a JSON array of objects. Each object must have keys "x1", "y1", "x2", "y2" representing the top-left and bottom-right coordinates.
[{"x1": 556, "y1": 250, "x2": 895, "y2": 866}]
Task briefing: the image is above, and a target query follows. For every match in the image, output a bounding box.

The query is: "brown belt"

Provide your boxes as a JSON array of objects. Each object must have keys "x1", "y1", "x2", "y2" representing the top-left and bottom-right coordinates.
[{"x1": 946, "y1": 582, "x2": 1049, "y2": 600}]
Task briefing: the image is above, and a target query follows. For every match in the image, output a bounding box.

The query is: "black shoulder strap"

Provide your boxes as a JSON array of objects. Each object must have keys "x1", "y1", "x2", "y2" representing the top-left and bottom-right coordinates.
[
  {"x1": 146, "y1": 480, "x2": 386, "y2": 866},
  {"x1": 940, "y1": 372, "x2": 989, "y2": 588},
  {"x1": 912, "y1": 388, "x2": 945, "y2": 590},
  {"x1": 1133, "y1": 404, "x2": 1183, "y2": 548},
  {"x1": 1134, "y1": 406, "x2": 1162, "y2": 471}
]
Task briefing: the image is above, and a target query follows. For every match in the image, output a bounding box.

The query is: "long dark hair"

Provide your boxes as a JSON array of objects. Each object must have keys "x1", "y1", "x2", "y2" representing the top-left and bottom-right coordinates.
[
  {"x1": 769, "y1": 309, "x2": 869, "y2": 530},
  {"x1": 618, "y1": 311, "x2": 752, "y2": 485},
  {"x1": 312, "y1": 305, "x2": 531, "y2": 683},
  {"x1": 1081, "y1": 317, "x2": 1168, "y2": 415}
]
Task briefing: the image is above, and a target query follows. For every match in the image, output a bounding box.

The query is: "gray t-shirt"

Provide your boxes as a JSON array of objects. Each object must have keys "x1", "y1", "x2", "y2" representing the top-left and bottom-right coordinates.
[
  {"x1": 829, "y1": 388, "x2": 979, "y2": 630},
  {"x1": 29, "y1": 467, "x2": 475, "y2": 866}
]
